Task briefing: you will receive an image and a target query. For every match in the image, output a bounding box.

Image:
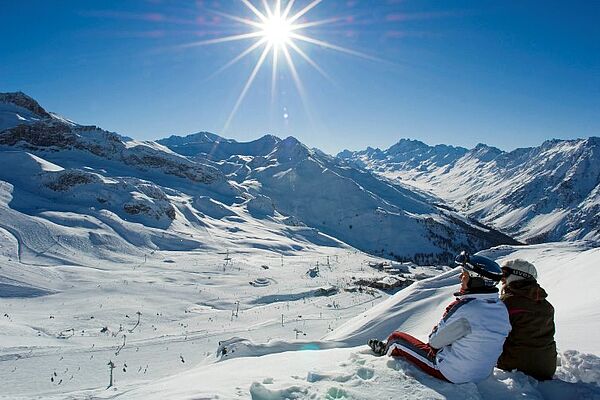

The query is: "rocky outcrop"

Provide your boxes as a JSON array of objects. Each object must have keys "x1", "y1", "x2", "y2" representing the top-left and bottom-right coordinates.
[
  {"x1": 0, "y1": 122, "x2": 75, "y2": 148},
  {"x1": 122, "y1": 153, "x2": 219, "y2": 184},
  {"x1": 0, "y1": 123, "x2": 222, "y2": 186},
  {"x1": 0, "y1": 92, "x2": 52, "y2": 118},
  {"x1": 46, "y1": 171, "x2": 98, "y2": 191}
]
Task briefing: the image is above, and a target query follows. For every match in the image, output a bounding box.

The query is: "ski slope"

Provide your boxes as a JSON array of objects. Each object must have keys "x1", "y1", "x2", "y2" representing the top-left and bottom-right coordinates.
[{"x1": 2, "y1": 242, "x2": 598, "y2": 399}]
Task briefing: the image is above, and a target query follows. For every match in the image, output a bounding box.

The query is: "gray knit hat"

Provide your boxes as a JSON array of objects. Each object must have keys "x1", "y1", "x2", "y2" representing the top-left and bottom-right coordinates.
[{"x1": 501, "y1": 259, "x2": 537, "y2": 285}]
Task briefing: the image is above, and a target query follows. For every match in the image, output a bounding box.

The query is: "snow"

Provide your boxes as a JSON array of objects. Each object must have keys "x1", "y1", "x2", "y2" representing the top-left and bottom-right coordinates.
[
  {"x1": 1, "y1": 151, "x2": 64, "y2": 172},
  {"x1": 123, "y1": 139, "x2": 179, "y2": 155},
  {"x1": 0, "y1": 102, "x2": 41, "y2": 131},
  {"x1": 340, "y1": 137, "x2": 600, "y2": 244},
  {"x1": 86, "y1": 348, "x2": 599, "y2": 400},
  {"x1": 1, "y1": 237, "x2": 597, "y2": 399},
  {"x1": 522, "y1": 210, "x2": 570, "y2": 242},
  {"x1": 1, "y1": 93, "x2": 599, "y2": 399},
  {"x1": 106, "y1": 243, "x2": 598, "y2": 400},
  {"x1": 48, "y1": 112, "x2": 77, "y2": 126},
  {"x1": 159, "y1": 133, "x2": 519, "y2": 263},
  {"x1": 493, "y1": 205, "x2": 534, "y2": 228}
]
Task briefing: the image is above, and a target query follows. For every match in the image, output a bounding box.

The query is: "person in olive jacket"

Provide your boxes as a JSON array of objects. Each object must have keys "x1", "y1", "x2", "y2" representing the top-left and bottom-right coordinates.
[{"x1": 497, "y1": 259, "x2": 557, "y2": 380}]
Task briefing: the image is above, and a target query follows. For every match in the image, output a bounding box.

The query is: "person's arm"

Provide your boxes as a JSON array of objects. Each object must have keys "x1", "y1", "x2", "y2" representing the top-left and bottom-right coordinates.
[{"x1": 428, "y1": 317, "x2": 471, "y2": 349}]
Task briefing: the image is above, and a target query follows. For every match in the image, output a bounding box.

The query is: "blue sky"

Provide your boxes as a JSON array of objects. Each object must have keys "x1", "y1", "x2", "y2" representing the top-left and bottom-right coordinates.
[{"x1": 1, "y1": 0, "x2": 598, "y2": 154}]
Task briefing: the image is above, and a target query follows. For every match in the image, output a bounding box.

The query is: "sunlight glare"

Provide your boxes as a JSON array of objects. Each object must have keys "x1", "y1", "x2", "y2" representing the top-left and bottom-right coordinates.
[
  {"x1": 261, "y1": 14, "x2": 292, "y2": 46},
  {"x1": 180, "y1": 0, "x2": 375, "y2": 131}
]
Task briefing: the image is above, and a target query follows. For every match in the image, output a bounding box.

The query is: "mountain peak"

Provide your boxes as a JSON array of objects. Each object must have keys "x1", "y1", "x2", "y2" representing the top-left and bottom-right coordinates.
[
  {"x1": 162, "y1": 131, "x2": 230, "y2": 145},
  {"x1": 387, "y1": 138, "x2": 429, "y2": 153},
  {"x1": 258, "y1": 134, "x2": 281, "y2": 142},
  {"x1": 468, "y1": 143, "x2": 503, "y2": 162},
  {"x1": 270, "y1": 136, "x2": 311, "y2": 161},
  {"x1": 586, "y1": 136, "x2": 600, "y2": 147},
  {"x1": 0, "y1": 91, "x2": 51, "y2": 119},
  {"x1": 255, "y1": 134, "x2": 282, "y2": 147},
  {"x1": 538, "y1": 137, "x2": 600, "y2": 151},
  {"x1": 336, "y1": 149, "x2": 354, "y2": 158},
  {"x1": 281, "y1": 136, "x2": 301, "y2": 144}
]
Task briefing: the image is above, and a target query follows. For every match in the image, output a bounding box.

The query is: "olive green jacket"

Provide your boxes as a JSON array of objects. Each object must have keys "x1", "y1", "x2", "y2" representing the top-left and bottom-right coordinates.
[{"x1": 497, "y1": 280, "x2": 557, "y2": 380}]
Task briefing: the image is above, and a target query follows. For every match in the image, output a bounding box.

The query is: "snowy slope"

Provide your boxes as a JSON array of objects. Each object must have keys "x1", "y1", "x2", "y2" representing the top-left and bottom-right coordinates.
[
  {"x1": 327, "y1": 242, "x2": 600, "y2": 355},
  {"x1": 1, "y1": 92, "x2": 599, "y2": 399},
  {"x1": 0, "y1": 93, "x2": 350, "y2": 265},
  {"x1": 339, "y1": 138, "x2": 600, "y2": 244},
  {"x1": 160, "y1": 133, "x2": 518, "y2": 263},
  {"x1": 0, "y1": 92, "x2": 518, "y2": 264},
  {"x1": 36, "y1": 242, "x2": 599, "y2": 400}
]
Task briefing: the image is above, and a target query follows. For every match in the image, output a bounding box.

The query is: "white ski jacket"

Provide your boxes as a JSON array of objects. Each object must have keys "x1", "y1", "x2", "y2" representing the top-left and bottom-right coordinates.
[{"x1": 429, "y1": 292, "x2": 511, "y2": 383}]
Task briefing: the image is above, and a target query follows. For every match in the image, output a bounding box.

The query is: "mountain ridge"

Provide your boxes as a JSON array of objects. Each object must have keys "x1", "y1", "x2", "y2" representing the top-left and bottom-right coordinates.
[
  {"x1": 160, "y1": 130, "x2": 518, "y2": 263},
  {"x1": 1, "y1": 92, "x2": 519, "y2": 263},
  {"x1": 339, "y1": 136, "x2": 600, "y2": 243}
]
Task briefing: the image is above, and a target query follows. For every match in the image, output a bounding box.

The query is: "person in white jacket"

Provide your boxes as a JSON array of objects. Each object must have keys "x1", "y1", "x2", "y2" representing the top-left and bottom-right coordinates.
[{"x1": 368, "y1": 252, "x2": 511, "y2": 383}]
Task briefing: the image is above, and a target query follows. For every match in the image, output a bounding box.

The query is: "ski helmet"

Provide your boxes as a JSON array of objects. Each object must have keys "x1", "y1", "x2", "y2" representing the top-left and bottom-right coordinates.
[
  {"x1": 501, "y1": 259, "x2": 537, "y2": 285},
  {"x1": 455, "y1": 251, "x2": 503, "y2": 289}
]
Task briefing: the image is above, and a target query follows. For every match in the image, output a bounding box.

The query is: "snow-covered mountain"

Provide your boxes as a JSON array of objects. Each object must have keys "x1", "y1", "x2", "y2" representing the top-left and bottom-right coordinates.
[
  {"x1": 0, "y1": 92, "x2": 345, "y2": 267},
  {"x1": 159, "y1": 132, "x2": 281, "y2": 160},
  {"x1": 339, "y1": 138, "x2": 600, "y2": 244},
  {"x1": 1, "y1": 92, "x2": 599, "y2": 399},
  {"x1": 159, "y1": 132, "x2": 518, "y2": 263},
  {"x1": 0, "y1": 92, "x2": 517, "y2": 264}
]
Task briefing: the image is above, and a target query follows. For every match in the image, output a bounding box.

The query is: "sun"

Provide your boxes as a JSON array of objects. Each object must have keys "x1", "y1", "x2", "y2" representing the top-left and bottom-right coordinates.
[
  {"x1": 261, "y1": 13, "x2": 292, "y2": 46},
  {"x1": 180, "y1": 0, "x2": 374, "y2": 131}
]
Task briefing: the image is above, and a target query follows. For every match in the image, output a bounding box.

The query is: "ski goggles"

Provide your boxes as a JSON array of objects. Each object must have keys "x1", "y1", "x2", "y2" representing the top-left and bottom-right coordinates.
[{"x1": 501, "y1": 267, "x2": 535, "y2": 280}]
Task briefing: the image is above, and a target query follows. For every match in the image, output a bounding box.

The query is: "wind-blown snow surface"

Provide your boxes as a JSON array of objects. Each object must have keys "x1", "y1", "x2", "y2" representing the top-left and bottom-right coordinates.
[
  {"x1": 339, "y1": 138, "x2": 600, "y2": 244},
  {"x1": 4, "y1": 242, "x2": 596, "y2": 400}
]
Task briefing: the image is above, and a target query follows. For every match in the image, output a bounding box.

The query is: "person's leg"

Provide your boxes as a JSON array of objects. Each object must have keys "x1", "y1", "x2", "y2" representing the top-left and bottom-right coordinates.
[{"x1": 385, "y1": 331, "x2": 449, "y2": 382}]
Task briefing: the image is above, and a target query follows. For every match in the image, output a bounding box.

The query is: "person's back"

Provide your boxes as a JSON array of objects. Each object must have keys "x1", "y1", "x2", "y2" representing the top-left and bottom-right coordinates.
[
  {"x1": 497, "y1": 260, "x2": 557, "y2": 380},
  {"x1": 434, "y1": 291, "x2": 510, "y2": 383}
]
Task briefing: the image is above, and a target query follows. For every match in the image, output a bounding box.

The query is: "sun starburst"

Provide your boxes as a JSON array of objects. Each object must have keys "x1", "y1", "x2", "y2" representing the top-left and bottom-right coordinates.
[{"x1": 181, "y1": 0, "x2": 374, "y2": 132}]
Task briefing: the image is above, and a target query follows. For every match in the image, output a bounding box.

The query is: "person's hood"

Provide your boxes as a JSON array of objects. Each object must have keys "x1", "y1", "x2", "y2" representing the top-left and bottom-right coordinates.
[{"x1": 503, "y1": 279, "x2": 548, "y2": 301}]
